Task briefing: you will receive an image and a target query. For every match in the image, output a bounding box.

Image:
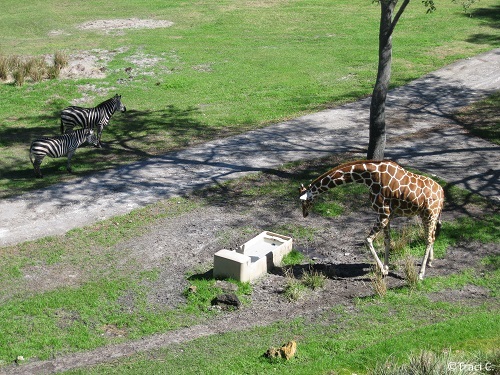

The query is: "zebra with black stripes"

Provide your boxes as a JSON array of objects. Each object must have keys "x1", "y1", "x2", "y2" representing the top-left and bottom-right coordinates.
[
  {"x1": 30, "y1": 128, "x2": 99, "y2": 178},
  {"x1": 60, "y1": 94, "x2": 126, "y2": 147}
]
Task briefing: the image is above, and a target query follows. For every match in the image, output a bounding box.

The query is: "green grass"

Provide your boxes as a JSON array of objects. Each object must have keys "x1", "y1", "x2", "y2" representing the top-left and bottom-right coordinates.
[
  {"x1": 1, "y1": 0, "x2": 499, "y2": 197},
  {"x1": 396, "y1": 212, "x2": 499, "y2": 263},
  {"x1": 282, "y1": 249, "x2": 308, "y2": 266},
  {"x1": 0, "y1": 278, "x2": 188, "y2": 362},
  {"x1": 60, "y1": 273, "x2": 499, "y2": 374},
  {"x1": 183, "y1": 277, "x2": 252, "y2": 314},
  {"x1": 0, "y1": 160, "x2": 500, "y2": 371},
  {"x1": 1, "y1": 2, "x2": 499, "y2": 369},
  {"x1": 454, "y1": 91, "x2": 500, "y2": 145}
]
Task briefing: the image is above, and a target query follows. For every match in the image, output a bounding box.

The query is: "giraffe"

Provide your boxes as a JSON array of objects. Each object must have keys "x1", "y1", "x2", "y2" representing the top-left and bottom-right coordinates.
[{"x1": 299, "y1": 160, "x2": 444, "y2": 280}]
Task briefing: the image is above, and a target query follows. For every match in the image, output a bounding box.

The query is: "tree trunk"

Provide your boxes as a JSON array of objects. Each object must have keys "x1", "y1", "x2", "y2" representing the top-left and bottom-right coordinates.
[{"x1": 367, "y1": 0, "x2": 396, "y2": 160}]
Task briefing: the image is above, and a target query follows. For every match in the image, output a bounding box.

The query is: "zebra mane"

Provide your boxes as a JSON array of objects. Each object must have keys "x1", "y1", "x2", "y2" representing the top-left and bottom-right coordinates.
[{"x1": 96, "y1": 94, "x2": 120, "y2": 109}]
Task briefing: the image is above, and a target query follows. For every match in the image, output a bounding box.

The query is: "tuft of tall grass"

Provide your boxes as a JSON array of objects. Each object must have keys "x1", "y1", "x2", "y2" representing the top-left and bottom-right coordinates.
[
  {"x1": 12, "y1": 69, "x2": 25, "y2": 86},
  {"x1": 402, "y1": 254, "x2": 419, "y2": 290},
  {"x1": 370, "y1": 349, "x2": 500, "y2": 375},
  {"x1": 26, "y1": 56, "x2": 47, "y2": 82},
  {"x1": 302, "y1": 267, "x2": 327, "y2": 290},
  {"x1": 0, "y1": 51, "x2": 66, "y2": 85},
  {"x1": 283, "y1": 267, "x2": 326, "y2": 301},
  {"x1": 50, "y1": 51, "x2": 68, "y2": 79},
  {"x1": 53, "y1": 51, "x2": 68, "y2": 70},
  {"x1": 283, "y1": 268, "x2": 307, "y2": 301},
  {"x1": 370, "y1": 266, "x2": 387, "y2": 297},
  {"x1": 0, "y1": 55, "x2": 7, "y2": 80}
]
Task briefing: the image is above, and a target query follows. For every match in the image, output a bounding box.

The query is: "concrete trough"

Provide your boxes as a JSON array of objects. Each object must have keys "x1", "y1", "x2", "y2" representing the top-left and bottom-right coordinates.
[{"x1": 213, "y1": 231, "x2": 293, "y2": 282}]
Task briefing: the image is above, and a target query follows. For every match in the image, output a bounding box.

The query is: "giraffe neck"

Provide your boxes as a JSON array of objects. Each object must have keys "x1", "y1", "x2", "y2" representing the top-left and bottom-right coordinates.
[{"x1": 307, "y1": 161, "x2": 379, "y2": 198}]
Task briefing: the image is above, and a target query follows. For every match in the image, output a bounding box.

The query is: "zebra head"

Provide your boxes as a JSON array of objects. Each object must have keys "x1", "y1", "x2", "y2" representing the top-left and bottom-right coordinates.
[
  {"x1": 85, "y1": 129, "x2": 100, "y2": 147},
  {"x1": 114, "y1": 94, "x2": 126, "y2": 113}
]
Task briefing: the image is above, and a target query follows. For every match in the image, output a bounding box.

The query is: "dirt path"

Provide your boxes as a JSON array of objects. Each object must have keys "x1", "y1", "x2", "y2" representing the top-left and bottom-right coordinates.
[
  {"x1": 1, "y1": 49, "x2": 499, "y2": 247},
  {"x1": 0, "y1": 50, "x2": 499, "y2": 374}
]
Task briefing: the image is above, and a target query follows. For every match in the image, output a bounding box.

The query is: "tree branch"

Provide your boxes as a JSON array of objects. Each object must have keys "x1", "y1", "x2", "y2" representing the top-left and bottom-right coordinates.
[{"x1": 388, "y1": 0, "x2": 411, "y2": 38}]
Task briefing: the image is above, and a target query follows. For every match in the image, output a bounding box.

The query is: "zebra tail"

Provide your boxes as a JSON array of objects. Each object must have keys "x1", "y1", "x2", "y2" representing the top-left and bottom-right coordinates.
[
  {"x1": 29, "y1": 147, "x2": 34, "y2": 166},
  {"x1": 60, "y1": 119, "x2": 65, "y2": 134}
]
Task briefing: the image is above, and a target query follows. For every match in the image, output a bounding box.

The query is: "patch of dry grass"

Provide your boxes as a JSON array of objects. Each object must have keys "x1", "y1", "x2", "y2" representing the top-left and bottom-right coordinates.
[
  {"x1": 0, "y1": 52, "x2": 68, "y2": 85},
  {"x1": 370, "y1": 266, "x2": 387, "y2": 297}
]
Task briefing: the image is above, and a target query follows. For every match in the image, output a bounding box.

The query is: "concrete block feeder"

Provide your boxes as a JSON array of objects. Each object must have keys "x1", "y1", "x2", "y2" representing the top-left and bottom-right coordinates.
[{"x1": 213, "y1": 231, "x2": 293, "y2": 282}]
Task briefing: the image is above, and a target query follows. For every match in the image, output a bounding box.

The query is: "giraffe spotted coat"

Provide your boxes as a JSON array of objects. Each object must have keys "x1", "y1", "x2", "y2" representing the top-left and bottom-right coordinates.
[{"x1": 299, "y1": 160, "x2": 444, "y2": 280}]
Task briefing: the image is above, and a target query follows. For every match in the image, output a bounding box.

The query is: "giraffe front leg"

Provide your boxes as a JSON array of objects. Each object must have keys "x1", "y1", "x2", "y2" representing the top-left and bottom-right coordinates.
[
  {"x1": 383, "y1": 222, "x2": 391, "y2": 272},
  {"x1": 365, "y1": 235, "x2": 388, "y2": 276},
  {"x1": 365, "y1": 216, "x2": 389, "y2": 276}
]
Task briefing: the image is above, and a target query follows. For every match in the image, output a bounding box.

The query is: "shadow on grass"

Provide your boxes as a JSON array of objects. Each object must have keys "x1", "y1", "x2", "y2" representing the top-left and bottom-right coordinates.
[
  {"x1": 188, "y1": 262, "x2": 405, "y2": 286},
  {"x1": 466, "y1": 5, "x2": 500, "y2": 45},
  {"x1": 1, "y1": 72, "x2": 498, "y2": 215}
]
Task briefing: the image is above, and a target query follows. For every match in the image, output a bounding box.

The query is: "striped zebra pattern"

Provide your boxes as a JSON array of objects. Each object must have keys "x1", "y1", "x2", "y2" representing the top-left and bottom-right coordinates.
[
  {"x1": 60, "y1": 94, "x2": 126, "y2": 147},
  {"x1": 29, "y1": 128, "x2": 98, "y2": 178}
]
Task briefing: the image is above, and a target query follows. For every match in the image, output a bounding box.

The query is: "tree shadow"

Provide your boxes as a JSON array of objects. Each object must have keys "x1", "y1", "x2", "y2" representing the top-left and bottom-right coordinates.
[
  {"x1": 189, "y1": 262, "x2": 406, "y2": 284},
  {"x1": 1, "y1": 104, "x2": 233, "y2": 196},
  {"x1": 382, "y1": 66, "x2": 500, "y2": 207},
  {"x1": 466, "y1": 5, "x2": 500, "y2": 46}
]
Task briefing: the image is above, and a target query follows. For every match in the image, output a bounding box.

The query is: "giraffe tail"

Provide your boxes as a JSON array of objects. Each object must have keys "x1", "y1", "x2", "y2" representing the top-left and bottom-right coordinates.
[{"x1": 435, "y1": 217, "x2": 442, "y2": 238}]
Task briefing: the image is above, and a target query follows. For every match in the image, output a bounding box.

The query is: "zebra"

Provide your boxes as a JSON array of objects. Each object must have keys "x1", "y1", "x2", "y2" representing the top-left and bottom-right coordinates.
[
  {"x1": 60, "y1": 94, "x2": 126, "y2": 147},
  {"x1": 29, "y1": 128, "x2": 99, "y2": 178}
]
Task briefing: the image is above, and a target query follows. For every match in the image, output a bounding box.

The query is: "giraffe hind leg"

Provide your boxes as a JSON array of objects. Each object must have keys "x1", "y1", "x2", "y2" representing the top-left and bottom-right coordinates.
[
  {"x1": 383, "y1": 222, "x2": 391, "y2": 270},
  {"x1": 418, "y1": 218, "x2": 438, "y2": 280},
  {"x1": 419, "y1": 244, "x2": 433, "y2": 280}
]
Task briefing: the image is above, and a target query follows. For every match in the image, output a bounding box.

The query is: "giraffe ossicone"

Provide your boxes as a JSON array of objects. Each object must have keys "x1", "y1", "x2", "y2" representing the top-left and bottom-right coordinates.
[{"x1": 299, "y1": 159, "x2": 444, "y2": 280}]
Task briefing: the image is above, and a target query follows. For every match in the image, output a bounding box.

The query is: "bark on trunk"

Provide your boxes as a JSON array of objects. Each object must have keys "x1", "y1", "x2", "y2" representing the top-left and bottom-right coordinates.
[{"x1": 367, "y1": 1, "x2": 395, "y2": 160}]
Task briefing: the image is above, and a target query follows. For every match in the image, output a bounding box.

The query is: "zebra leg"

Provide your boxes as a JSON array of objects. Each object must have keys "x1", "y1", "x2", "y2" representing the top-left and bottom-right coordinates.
[
  {"x1": 66, "y1": 150, "x2": 76, "y2": 173},
  {"x1": 96, "y1": 125, "x2": 104, "y2": 148},
  {"x1": 32, "y1": 156, "x2": 44, "y2": 178}
]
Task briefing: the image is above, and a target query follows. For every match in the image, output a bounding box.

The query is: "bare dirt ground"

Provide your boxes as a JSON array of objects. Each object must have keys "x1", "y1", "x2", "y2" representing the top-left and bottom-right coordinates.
[
  {"x1": 0, "y1": 20, "x2": 499, "y2": 373},
  {"x1": 4, "y1": 153, "x2": 499, "y2": 375}
]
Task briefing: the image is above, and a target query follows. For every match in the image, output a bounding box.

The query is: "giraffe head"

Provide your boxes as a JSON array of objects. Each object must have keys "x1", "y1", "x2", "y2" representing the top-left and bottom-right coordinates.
[{"x1": 299, "y1": 184, "x2": 313, "y2": 218}]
